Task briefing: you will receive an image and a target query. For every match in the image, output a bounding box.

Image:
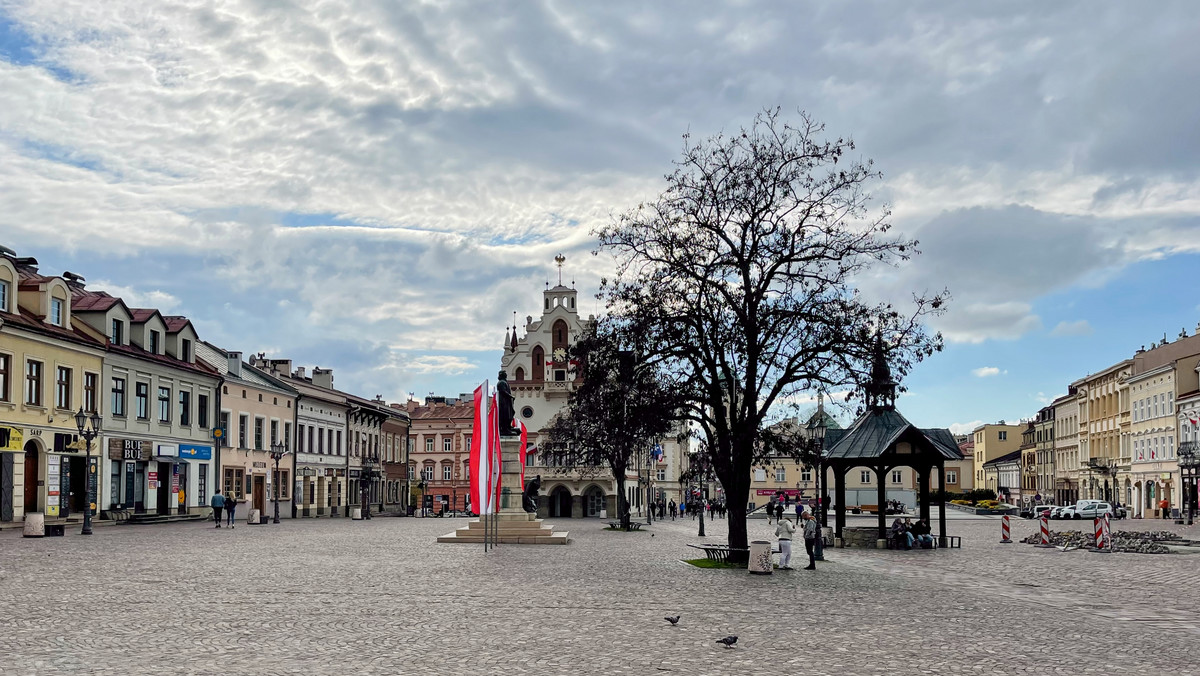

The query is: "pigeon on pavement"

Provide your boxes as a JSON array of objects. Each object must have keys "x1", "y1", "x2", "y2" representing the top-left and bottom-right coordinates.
[
  {"x1": 664, "y1": 615, "x2": 680, "y2": 625},
  {"x1": 716, "y1": 636, "x2": 738, "y2": 649}
]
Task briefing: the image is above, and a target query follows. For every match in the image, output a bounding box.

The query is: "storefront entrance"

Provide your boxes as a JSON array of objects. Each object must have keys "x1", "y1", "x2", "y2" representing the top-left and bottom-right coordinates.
[
  {"x1": 66, "y1": 455, "x2": 86, "y2": 516},
  {"x1": 156, "y1": 461, "x2": 173, "y2": 515},
  {"x1": 23, "y1": 442, "x2": 39, "y2": 514},
  {"x1": 253, "y1": 475, "x2": 266, "y2": 515}
]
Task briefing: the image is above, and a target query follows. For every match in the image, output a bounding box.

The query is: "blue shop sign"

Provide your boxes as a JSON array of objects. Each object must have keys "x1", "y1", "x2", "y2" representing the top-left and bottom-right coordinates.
[{"x1": 179, "y1": 444, "x2": 212, "y2": 460}]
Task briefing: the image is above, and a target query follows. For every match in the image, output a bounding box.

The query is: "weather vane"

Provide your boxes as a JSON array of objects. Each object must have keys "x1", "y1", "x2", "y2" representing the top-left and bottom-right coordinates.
[{"x1": 554, "y1": 253, "x2": 566, "y2": 285}]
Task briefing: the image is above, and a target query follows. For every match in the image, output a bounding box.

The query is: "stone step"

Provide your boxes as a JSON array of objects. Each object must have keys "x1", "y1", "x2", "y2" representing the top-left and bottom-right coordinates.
[
  {"x1": 456, "y1": 522, "x2": 557, "y2": 534},
  {"x1": 436, "y1": 531, "x2": 570, "y2": 545}
]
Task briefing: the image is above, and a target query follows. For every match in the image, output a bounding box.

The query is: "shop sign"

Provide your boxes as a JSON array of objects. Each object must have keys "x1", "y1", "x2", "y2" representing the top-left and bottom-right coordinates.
[
  {"x1": 348, "y1": 469, "x2": 361, "y2": 479},
  {"x1": 252, "y1": 462, "x2": 267, "y2": 469},
  {"x1": 148, "y1": 471, "x2": 158, "y2": 483},
  {"x1": 0, "y1": 426, "x2": 23, "y2": 452},
  {"x1": 335, "y1": 469, "x2": 346, "y2": 477},
  {"x1": 46, "y1": 459, "x2": 61, "y2": 517},
  {"x1": 324, "y1": 468, "x2": 334, "y2": 477},
  {"x1": 1161, "y1": 472, "x2": 1173, "y2": 480},
  {"x1": 179, "y1": 444, "x2": 212, "y2": 460},
  {"x1": 53, "y1": 433, "x2": 82, "y2": 454},
  {"x1": 755, "y1": 488, "x2": 802, "y2": 497},
  {"x1": 87, "y1": 457, "x2": 99, "y2": 513},
  {"x1": 156, "y1": 444, "x2": 178, "y2": 457},
  {"x1": 109, "y1": 439, "x2": 152, "y2": 462},
  {"x1": 171, "y1": 465, "x2": 180, "y2": 492}
]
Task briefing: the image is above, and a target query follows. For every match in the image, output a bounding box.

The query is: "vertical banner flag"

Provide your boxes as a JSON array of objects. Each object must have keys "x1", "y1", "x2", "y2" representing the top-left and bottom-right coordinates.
[
  {"x1": 518, "y1": 422, "x2": 529, "y2": 488},
  {"x1": 470, "y1": 381, "x2": 492, "y2": 515},
  {"x1": 488, "y1": 388, "x2": 501, "y2": 512}
]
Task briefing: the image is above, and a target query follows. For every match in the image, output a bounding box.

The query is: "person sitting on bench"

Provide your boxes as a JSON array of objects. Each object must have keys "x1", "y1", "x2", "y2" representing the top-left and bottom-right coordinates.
[
  {"x1": 911, "y1": 519, "x2": 934, "y2": 548},
  {"x1": 890, "y1": 517, "x2": 913, "y2": 549}
]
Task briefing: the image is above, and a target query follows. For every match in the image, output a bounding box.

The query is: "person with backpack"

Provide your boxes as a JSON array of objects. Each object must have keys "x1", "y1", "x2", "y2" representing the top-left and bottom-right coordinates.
[{"x1": 802, "y1": 512, "x2": 819, "y2": 570}]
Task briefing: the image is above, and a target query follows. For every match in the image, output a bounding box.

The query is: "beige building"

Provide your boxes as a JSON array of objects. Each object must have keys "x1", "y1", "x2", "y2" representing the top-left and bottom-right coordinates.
[
  {"x1": 971, "y1": 423, "x2": 1024, "y2": 492},
  {"x1": 0, "y1": 252, "x2": 107, "y2": 525},
  {"x1": 1033, "y1": 405, "x2": 1055, "y2": 504},
  {"x1": 197, "y1": 343, "x2": 297, "y2": 520},
  {"x1": 1052, "y1": 391, "x2": 1080, "y2": 505},
  {"x1": 1072, "y1": 359, "x2": 1132, "y2": 503}
]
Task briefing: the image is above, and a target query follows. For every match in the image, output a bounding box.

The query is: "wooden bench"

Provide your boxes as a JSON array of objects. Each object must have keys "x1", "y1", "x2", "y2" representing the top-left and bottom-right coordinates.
[{"x1": 687, "y1": 543, "x2": 750, "y2": 563}]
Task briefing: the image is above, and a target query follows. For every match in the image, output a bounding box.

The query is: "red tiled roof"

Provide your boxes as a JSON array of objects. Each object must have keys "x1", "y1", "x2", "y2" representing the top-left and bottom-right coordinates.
[
  {"x1": 2, "y1": 306, "x2": 106, "y2": 350},
  {"x1": 106, "y1": 341, "x2": 220, "y2": 377},
  {"x1": 163, "y1": 316, "x2": 192, "y2": 334},
  {"x1": 407, "y1": 401, "x2": 474, "y2": 421},
  {"x1": 129, "y1": 308, "x2": 159, "y2": 323},
  {"x1": 71, "y1": 291, "x2": 124, "y2": 312}
]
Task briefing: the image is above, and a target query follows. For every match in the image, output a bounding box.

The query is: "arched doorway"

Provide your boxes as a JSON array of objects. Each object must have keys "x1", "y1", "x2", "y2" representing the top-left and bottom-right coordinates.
[
  {"x1": 547, "y1": 485, "x2": 572, "y2": 518},
  {"x1": 23, "y1": 440, "x2": 39, "y2": 514},
  {"x1": 583, "y1": 486, "x2": 605, "y2": 517}
]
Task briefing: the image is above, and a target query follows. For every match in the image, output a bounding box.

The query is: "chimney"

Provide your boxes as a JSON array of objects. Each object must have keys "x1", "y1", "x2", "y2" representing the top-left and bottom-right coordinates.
[
  {"x1": 227, "y1": 351, "x2": 242, "y2": 378},
  {"x1": 269, "y1": 359, "x2": 291, "y2": 377},
  {"x1": 312, "y1": 367, "x2": 334, "y2": 390},
  {"x1": 293, "y1": 366, "x2": 306, "y2": 379}
]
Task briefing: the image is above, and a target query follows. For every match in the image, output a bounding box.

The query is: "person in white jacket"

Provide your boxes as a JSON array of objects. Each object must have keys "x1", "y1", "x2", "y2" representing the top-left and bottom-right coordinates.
[{"x1": 775, "y1": 517, "x2": 797, "y2": 570}]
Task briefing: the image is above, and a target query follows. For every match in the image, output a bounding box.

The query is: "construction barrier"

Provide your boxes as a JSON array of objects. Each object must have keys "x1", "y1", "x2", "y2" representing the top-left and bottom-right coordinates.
[
  {"x1": 1092, "y1": 517, "x2": 1111, "y2": 552},
  {"x1": 1036, "y1": 516, "x2": 1053, "y2": 548},
  {"x1": 1000, "y1": 514, "x2": 1012, "y2": 543}
]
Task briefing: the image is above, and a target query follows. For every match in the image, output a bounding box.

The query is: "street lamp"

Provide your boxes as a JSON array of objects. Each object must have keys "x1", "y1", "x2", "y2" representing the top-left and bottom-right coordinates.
[
  {"x1": 268, "y1": 441, "x2": 290, "y2": 524},
  {"x1": 417, "y1": 478, "x2": 428, "y2": 517},
  {"x1": 1179, "y1": 442, "x2": 1197, "y2": 526},
  {"x1": 805, "y1": 416, "x2": 827, "y2": 527},
  {"x1": 73, "y1": 407, "x2": 101, "y2": 536}
]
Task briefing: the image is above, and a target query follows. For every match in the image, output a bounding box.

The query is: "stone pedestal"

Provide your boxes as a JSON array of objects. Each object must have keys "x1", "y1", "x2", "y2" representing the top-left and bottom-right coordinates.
[
  {"x1": 23, "y1": 512, "x2": 45, "y2": 538},
  {"x1": 438, "y1": 437, "x2": 569, "y2": 545}
]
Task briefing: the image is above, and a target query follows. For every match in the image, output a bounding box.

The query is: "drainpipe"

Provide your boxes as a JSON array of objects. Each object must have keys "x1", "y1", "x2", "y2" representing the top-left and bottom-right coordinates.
[
  {"x1": 291, "y1": 391, "x2": 300, "y2": 518},
  {"x1": 213, "y1": 375, "x2": 224, "y2": 508}
]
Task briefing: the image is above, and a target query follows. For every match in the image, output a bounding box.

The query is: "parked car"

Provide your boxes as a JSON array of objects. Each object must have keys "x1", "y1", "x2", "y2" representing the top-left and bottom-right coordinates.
[
  {"x1": 1061, "y1": 499, "x2": 1106, "y2": 519},
  {"x1": 1050, "y1": 505, "x2": 1073, "y2": 519},
  {"x1": 1022, "y1": 504, "x2": 1056, "y2": 519}
]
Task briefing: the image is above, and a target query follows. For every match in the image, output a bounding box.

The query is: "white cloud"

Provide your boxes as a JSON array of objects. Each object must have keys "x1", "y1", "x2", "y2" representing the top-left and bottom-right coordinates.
[
  {"x1": 971, "y1": 366, "x2": 1004, "y2": 378},
  {"x1": 1051, "y1": 320, "x2": 1094, "y2": 337},
  {"x1": 405, "y1": 355, "x2": 477, "y2": 376},
  {"x1": 89, "y1": 280, "x2": 181, "y2": 313},
  {"x1": 949, "y1": 420, "x2": 983, "y2": 435}
]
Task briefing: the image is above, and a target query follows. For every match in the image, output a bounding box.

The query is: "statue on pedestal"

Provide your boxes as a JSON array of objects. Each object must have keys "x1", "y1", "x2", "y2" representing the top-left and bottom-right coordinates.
[
  {"x1": 497, "y1": 370, "x2": 519, "y2": 436},
  {"x1": 523, "y1": 475, "x2": 542, "y2": 513}
]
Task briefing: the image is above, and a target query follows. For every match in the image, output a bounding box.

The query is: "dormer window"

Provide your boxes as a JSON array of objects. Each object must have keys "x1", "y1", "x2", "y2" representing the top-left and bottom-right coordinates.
[
  {"x1": 0, "y1": 279, "x2": 8, "y2": 312},
  {"x1": 149, "y1": 330, "x2": 161, "y2": 354},
  {"x1": 110, "y1": 319, "x2": 124, "y2": 345},
  {"x1": 50, "y1": 298, "x2": 63, "y2": 326},
  {"x1": 181, "y1": 339, "x2": 192, "y2": 362}
]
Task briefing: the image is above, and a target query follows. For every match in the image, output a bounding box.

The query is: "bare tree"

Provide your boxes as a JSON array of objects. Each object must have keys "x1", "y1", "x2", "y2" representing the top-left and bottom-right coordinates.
[{"x1": 595, "y1": 109, "x2": 947, "y2": 551}]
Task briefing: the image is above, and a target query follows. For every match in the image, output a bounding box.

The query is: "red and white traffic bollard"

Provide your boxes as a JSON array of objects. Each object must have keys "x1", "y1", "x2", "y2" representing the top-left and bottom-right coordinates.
[
  {"x1": 1000, "y1": 514, "x2": 1012, "y2": 543},
  {"x1": 1036, "y1": 516, "x2": 1053, "y2": 548},
  {"x1": 1092, "y1": 517, "x2": 1110, "y2": 552}
]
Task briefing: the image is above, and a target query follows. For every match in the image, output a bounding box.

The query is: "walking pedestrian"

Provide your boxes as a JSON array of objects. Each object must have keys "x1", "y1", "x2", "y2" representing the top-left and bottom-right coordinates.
[
  {"x1": 776, "y1": 514, "x2": 796, "y2": 570},
  {"x1": 774, "y1": 501, "x2": 784, "y2": 524},
  {"x1": 802, "y1": 512, "x2": 819, "y2": 570},
  {"x1": 766, "y1": 500, "x2": 775, "y2": 525},
  {"x1": 669, "y1": 499, "x2": 677, "y2": 520},
  {"x1": 1160, "y1": 498, "x2": 1170, "y2": 519},
  {"x1": 210, "y1": 490, "x2": 224, "y2": 528},
  {"x1": 225, "y1": 494, "x2": 238, "y2": 528}
]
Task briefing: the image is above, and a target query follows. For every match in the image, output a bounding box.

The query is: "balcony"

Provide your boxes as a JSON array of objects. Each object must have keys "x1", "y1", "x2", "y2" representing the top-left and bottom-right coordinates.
[{"x1": 542, "y1": 380, "x2": 576, "y2": 397}]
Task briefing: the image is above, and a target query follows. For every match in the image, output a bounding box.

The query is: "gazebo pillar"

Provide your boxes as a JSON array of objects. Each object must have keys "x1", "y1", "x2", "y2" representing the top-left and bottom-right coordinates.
[
  {"x1": 937, "y1": 462, "x2": 948, "y2": 548},
  {"x1": 875, "y1": 465, "x2": 887, "y2": 548},
  {"x1": 918, "y1": 464, "x2": 931, "y2": 523},
  {"x1": 834, "y1": 466, "x2": 846, "y2": 547}
]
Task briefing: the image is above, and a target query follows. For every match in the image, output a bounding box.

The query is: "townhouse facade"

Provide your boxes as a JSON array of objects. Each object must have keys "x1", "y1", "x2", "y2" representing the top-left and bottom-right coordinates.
[
  {"x1": 1072, "y1": 359, "x2": 1131, "y2": 503},
  {"x1": 1018, "y1": 421, "x2": 1037, "y2": 507},
  {"x1": 380, "y1": 402, "x2": 410, "y2": 515},
  {"x1": 406, "y1": 396, "x2": 472, "y2": 514},
  {"x1": 1033, "y1": 405, "x2": 1055, "y2": 504},
  {"x1": 0, "y1": 253, "x2": 107, "y2": 525},
  {"x1": 971, "y1": 423, "x2": 1023, "y2": 492},
  {"x1": 197, "y1": 343, "x2": 297, "y2": 519},
  {"x1": 1052, "y1": 391, "x2": 1080, "y2": 505}
]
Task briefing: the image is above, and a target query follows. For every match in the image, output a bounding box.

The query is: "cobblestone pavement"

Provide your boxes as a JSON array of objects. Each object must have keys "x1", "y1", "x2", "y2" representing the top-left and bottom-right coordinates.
[{"x1": 2, "y1": 512, "x2": 1200, "y2": 675}]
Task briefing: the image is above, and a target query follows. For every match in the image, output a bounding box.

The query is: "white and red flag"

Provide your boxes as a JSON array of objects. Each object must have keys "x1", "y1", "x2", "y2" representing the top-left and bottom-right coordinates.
[{"x1": 469, "y1": 382, "x2": 502, "y2": 514}]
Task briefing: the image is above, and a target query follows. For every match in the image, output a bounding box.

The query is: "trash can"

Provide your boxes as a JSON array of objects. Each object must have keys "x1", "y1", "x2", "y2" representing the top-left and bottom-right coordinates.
[
  {"x1": 23, "y1": 512, "x2": 45, "y2": 538},
  {"x1": 46, "y1": 524, "x2": 65, "y2": 536},
  {"x1": 748, "y1": 540, "x2": 773, "y2": 575},
  {"x1": 351, "y1": 507, "x2": 363, "y2": 520}
]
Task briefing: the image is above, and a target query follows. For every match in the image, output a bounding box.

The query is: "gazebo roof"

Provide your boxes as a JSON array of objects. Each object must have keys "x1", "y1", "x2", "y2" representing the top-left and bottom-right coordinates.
[{"x1": 823, "y1": 408, "x2": 963, "y2": 463}]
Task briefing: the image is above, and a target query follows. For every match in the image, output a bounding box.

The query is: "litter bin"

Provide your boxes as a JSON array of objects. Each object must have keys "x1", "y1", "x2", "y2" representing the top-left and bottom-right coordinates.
[
  {"x1": 23, "y1": 512, "x2": 45, "y2": 538},
  {"x1": 351, "y1": 507, "x2": 363, "y2": 520},
  {"x1": 46, "y1": 524, "x2": 65, "y2": 536},
  {"x1": 748, "y1": 540, "x2": 773, "y2": 575}
]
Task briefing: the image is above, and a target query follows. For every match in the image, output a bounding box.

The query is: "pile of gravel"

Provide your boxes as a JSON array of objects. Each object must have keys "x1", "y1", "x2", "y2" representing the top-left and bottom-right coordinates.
[{"x1": 1019, "y1": 529, "x2": 1181, "y2": 554}]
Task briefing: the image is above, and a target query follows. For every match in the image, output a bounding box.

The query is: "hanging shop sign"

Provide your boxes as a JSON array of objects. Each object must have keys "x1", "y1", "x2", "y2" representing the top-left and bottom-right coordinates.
[{"x1": 0, "y1": 426, "x2": 23, "y2": 452}]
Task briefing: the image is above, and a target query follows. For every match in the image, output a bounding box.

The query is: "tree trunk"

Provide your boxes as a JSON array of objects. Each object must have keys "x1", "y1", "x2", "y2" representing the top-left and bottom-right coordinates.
[
  {"x1": 615, "y1": 475, "x2": 630, "y2": 530},
  {"x1": 724, "y1": 474, "x2": 750, "y2": 551}
]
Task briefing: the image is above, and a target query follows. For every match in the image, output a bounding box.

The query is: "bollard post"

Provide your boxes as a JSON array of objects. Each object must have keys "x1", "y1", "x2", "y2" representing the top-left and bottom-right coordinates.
[
  {"x1": 1035, "y1": 515, "x2": 1054, "y2": 548},
  {"x1": 1000, "y1": 514, "x2": 1012, "y2": 543}
]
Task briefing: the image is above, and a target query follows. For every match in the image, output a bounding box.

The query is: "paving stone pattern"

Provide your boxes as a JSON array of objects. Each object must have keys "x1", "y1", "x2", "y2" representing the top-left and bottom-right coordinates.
[{"x1": 2, "y1": 513, "x2": 1199, "y2": 675}]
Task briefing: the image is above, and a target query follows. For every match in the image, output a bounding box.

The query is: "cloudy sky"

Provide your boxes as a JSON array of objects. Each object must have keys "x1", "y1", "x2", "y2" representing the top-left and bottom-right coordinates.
[{"x1": 2, "y1": 1, "x2": 1198, "y2": 433}]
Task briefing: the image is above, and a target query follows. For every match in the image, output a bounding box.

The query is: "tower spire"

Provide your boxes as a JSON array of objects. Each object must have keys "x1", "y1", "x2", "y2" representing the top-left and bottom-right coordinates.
[
  {"x1": 554, "y1": 253, "x2": 566, "y2": 286},
  {"x1": 865, "y1": 330, "x2": 897, "y2": 412}
]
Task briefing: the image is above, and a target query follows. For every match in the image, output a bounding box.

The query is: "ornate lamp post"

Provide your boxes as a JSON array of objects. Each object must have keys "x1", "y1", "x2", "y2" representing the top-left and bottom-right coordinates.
[
  {"x1": 73, "y1": 407, "x2": 101, "y2": 536},
  {"x1": 805, "y1": 417, "x2": 827, "y2": 527},
  {"x1": 268, "y1": 441, "x2": 290, "y2": 524},
  {"x1": 417, "y1": 478, "x2": 428, "y2": 517},
  {"x1": 1179, "y1": 442, "x2": 1197, "y2": 526}
]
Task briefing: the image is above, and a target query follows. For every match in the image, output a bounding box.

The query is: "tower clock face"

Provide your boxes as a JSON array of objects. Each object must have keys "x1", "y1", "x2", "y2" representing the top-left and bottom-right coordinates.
[{"x1": 553, "y1": 347, "x2": 567, "y2": 362}]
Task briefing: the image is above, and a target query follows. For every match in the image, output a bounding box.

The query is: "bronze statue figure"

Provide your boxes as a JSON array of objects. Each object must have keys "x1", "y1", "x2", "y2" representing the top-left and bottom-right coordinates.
[
  {"x1": 497, "y1": 370, "x2": 519, "y2": 436},
  {"x1": 523, "y1": 475, "x2": 542, "y2": 513}
]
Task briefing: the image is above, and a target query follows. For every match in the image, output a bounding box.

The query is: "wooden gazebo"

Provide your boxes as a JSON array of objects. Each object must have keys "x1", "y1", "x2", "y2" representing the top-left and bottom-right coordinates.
[{"x1": 822, "y1": 337, "x2": 962, "y2": 548}]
